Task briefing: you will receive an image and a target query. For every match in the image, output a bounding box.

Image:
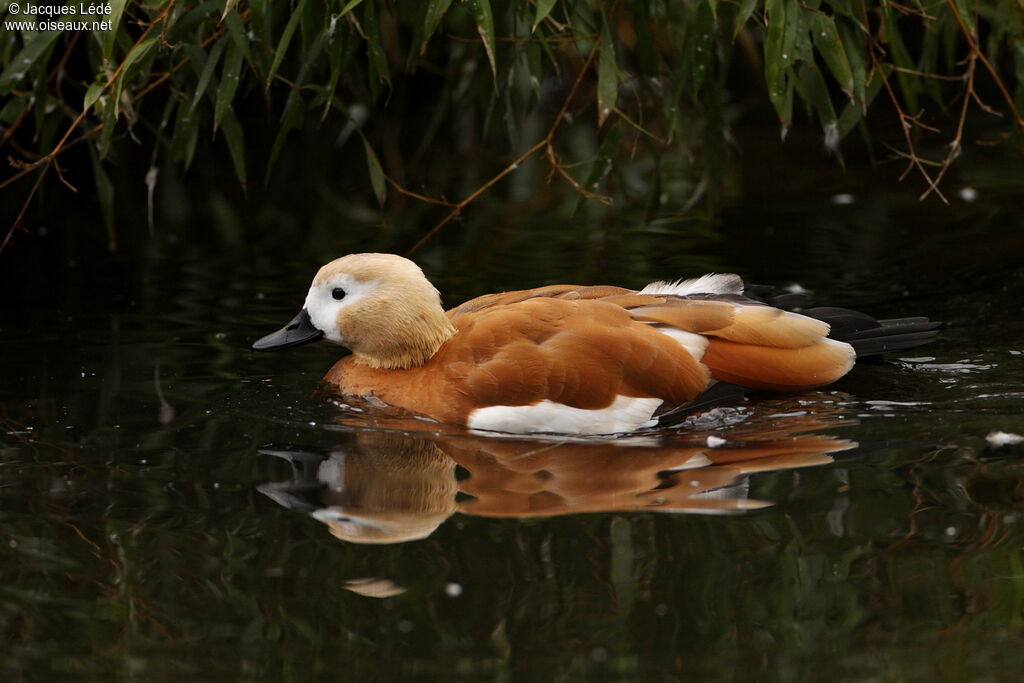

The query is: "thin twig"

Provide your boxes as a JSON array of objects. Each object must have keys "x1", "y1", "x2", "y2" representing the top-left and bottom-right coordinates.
[
  {"x1": 405, "y1": 41, "x2": 603, "y2": 256},
  {"x1": 1, "y1": 0, "x2": 180, "y2": 253},
  {"x1": 872, "y1": 59, "x2": 949, "y2": 203},
  {"x1": 919, "y1": 53, "x2": 975, "y2": 201},
  {"x1": 384, "y1": 176, "x2": 459, "y2": 207},
  {"x1": 945, "y1": 0, "x2": 1024, "y2": 135}
]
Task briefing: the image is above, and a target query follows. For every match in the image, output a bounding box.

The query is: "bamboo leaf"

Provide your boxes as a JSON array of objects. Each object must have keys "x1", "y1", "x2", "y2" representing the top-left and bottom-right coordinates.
[
  {"x1": 113, "y1": 37, "x2": 156, "y2": 118},
  {"x1": 764, "y1": 0, "x2": 787, "y2": 93},
  {"x1": 215, "y1": 39, "x2": 244, "y2": 129},
  {"x1": 838, "y1": 65, "x2": 884, "y2": 137},
  {"x1": 880, "y1": 3, "x2": 920, "y2": 112},
  {"x1": 338, "y1": 0, "x2": 367, "y2": 19},
  {"x1": 764, "y1": 0, "x2": 799, "y2": 135},
  {"x1": 220, "y1": 108, "x2": 248, "y2": 189},
  {"x1": 464, "y1": 0, "x2": 497, "y2": 82},
  {"x1": 169, "y1": 98, "x2": 200, "y2": 168},
  {"x1": 190, "y1": 37, "x2": 226, "y2": 115},
  {"x1": 88, "y1": 148, "x2": 117, "y2": 251},
  {"x1": 267, "y1": 0, "x2": 308, "y2": 88},
  {"x1": 688, "y1": 0, "x2": 715, "y2": 94},
  {"x1": 733, "y1": 0, "x2": 758, "y2": 38},
  {"x1": 597, "y1": 11, "x2": 617, "y2": 127},
  {"x1": 84, "y1": 82, "x2": 105, "y2": 112},
  {"x1": 810, "y1": 13, "x2": 854, "y2": 100},
  {"x1": 265, "y1": 90, "x2": 305, "y2": 186},
  {"x1": 364, "y1": 1, "x2": 391, "y2": 94},
  {"x1": 423, "y1": 0, "x2": 455, "y2": 39},
  {"x1": 0, "y1": 30, "x2": 62, "y2": 95},
  {"x1": 220, "y1": 0, "x2": 239, "y2": 23},
  {"x1": 838, "y1": 20, "x2": 867, "y2": 110},
  {"x1": 100, "y1": 0, "x2": 129, "y2": 61},
  {"x1": 362, "y1": 137, "x2": 387, "y2": 207},
  {"x1": 165, "y1": 0, "x2": 221, "y2": 44},
  {"x1": 794, "y1": 62, "x2": 838, "y2": 151},
  {"x1": 574, "y1": 120, "x2": 623, "y2": 215},
  {"x1": 532, "y1": 0, "x2": 557, "y2": 32}
]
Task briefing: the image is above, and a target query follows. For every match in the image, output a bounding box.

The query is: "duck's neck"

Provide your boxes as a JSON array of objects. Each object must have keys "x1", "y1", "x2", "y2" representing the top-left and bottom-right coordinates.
[{"x1": 351, "y1": 307, "x2": 456, "y2": 370}]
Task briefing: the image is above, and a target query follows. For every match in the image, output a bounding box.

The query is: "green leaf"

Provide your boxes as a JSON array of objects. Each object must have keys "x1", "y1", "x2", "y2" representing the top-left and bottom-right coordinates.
[
  {"x1": 597, "y1": 11, "x2": 617, "y2": 127},
  {"x1": 100, "y1": 0, "x2": 129, "y2": 61},
  {"x1": 423, "y1": 0, "x2": 455, "y2": 39},
  {"x1": 574, "y1": 120, "x2": 623, "y2": 215},
  {"x1": 794, "y1": 62, "x2": 838, "y2": 144},
  {"x1": 84, "y1": 82, "x2": 105, "y2": 112},
  {"x1": 733, "y1": 0, "x2": 758, "y2": 39},
  {"x1": 169, "y1": 97, "x2": 200, "y2": 168},
  {"x1": 338, "y1": 0, "x2": 367, "y2": 19},
  {"x1": 688, "y1": 0, "x2": 715, "y2": 94},
  {"x1": 532, "y1": 0, "x2": 558, "y2": 32},
  {"x1": 464, "y1": 0, "x2": 497, "y2": 82},
  {"x1": 837, "y1": 20, "x2": 867, "y2": 110},
  {"x1": 267, "y1": 0, "x2": 308, "y2": 88},
  {"x1": 810, "y1": 13, "x2": 854, "y2": 100},
  {"x1": 265, "y1": 90, "x2": 305, "y2": 186},
  {"x1": 88, "y1": 148, "x2": 117, "y2": 251},
  {"x1": 364, "y1": 1, "x2": 391, "y2": 94},
  {"x1": 220, "y1": 109, "x2": 248, "y2": 189},
  {"x1": 113, "y1": 37, "x2": 157, "y2": 118},
  {"x1": 879, "y1": 3, "x2": 920, "y2": 113},
  {"x1": 764, "y1": 0, "x2": 799, "y2": 135},
  {"x1": 221, "y1": 0, "x2": 240, "y2": 22},
  {"x1": 0, "y1": 30, "x2": 62, "y2": 95},
  {"x1": 215, "y1": 40, "x2": 243, "y2": 129},
  {"x1": 190, "y1": 37, "x2": 226, "y2": 115},
  {"x1": 362, "y1": 137, "x2": 387, "y2": 207},
  {"x1": 838, "y1": 64, "x2": 884, "y2": 137}
]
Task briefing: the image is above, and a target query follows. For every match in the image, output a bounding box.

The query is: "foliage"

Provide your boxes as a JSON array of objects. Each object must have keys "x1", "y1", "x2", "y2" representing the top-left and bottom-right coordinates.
[{"x1": 0, "y1": 0, "x2": 1022, "y2": 253}]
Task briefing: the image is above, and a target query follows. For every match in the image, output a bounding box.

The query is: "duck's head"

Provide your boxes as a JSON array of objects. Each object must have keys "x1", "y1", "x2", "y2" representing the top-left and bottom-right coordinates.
[{"x1": 252, "y1": 253, "x2": 456, "y2": 369}]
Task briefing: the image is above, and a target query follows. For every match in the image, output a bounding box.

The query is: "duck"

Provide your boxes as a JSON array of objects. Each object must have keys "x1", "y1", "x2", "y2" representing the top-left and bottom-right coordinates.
[{"x1": 252, "y1": 253, "x2": 939, "y2": 435}]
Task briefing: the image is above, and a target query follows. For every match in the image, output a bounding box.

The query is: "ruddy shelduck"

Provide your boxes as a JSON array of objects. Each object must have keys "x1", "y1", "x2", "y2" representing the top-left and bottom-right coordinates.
[{"x1": 253, "y1": 253, "x2": 938, "y2": 435}]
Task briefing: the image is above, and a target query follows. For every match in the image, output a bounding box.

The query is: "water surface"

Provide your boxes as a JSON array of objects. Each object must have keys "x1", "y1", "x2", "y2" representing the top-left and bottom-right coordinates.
[{"x1": 2, "y1": 140, "x2": 1024, "y2": 681}]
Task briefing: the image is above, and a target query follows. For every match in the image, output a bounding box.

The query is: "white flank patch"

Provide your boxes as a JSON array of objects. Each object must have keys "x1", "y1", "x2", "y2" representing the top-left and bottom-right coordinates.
[
  {"x1": 653, "y1": 327, "x2": 709, "y2": 361},
  {"x1": 640, "y1": 273, "x2": 744, "y2": 297},
  {"x1": 467, "y1": 395, "x2": 664, "y2": 435},
  {"x1": 986, "y1": 431, "x2": 1024, "y2": 447}
]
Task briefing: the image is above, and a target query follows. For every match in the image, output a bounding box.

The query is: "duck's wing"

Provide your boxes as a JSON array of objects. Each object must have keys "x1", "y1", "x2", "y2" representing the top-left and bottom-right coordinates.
[
  {"x1": 447, "y1": 284, "x2": 637, "y2": 315},
  {"x1": 622, "y1": 294, "x2": 856, "y2": 391},
  {"x1": 450, "y1": 284, "x2": 856, "y2": 394}
]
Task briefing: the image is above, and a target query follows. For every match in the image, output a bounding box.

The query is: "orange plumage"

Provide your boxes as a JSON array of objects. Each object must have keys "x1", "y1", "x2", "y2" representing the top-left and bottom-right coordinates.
[{"x1": 253, "y1": 254, "x2": 938, "y2": 435}]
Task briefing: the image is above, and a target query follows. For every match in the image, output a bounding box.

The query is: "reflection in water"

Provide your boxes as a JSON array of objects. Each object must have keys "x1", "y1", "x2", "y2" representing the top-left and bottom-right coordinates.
[{"x1": 258, "y1": 410, "x2": 856, "y2": 545}]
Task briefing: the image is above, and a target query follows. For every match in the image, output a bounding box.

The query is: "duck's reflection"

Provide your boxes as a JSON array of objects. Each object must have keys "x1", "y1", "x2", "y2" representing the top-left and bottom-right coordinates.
[{"x1": 258, "y1": 410, "x2": 856, "y2": 545}]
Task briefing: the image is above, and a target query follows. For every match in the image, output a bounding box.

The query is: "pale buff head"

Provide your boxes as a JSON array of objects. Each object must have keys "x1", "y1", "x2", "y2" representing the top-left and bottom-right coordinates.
[{"x1": 303, "y1": 253, "x2": 456, "y2": 369}]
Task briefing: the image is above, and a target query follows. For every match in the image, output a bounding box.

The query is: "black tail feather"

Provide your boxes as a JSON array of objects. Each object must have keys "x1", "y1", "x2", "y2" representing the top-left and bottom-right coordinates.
[
  {"x1": 652, "y1": 382, "x2": 747, "y2": 428},
  {"x1": 801, "y1": 306, "x2": 941, "y2": 358}
]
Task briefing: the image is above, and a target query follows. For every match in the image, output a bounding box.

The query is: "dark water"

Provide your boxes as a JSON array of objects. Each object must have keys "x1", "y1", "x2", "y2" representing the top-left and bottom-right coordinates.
[{"x1": 3, "y1": 138, "x2": 1024, "y2": 680}]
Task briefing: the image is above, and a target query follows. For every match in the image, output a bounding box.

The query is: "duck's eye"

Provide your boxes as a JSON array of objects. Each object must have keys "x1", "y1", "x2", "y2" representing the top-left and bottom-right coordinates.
[{"x1": 332, "y1": 288, "x2": 346, "y2": 301}]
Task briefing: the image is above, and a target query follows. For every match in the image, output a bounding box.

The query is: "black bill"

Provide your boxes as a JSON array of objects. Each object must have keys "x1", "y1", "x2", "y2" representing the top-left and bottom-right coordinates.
[{"x1": 252, "y1": 309, "x2": 324, "y2": 351}]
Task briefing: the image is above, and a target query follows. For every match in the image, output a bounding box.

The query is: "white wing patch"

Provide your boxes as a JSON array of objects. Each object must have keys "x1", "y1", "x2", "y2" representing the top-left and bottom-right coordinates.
[
  {"x1": 652, "y1": 327, "x2": 709, "y2": 361},
  {"x1": 640, "y1": 273, "x2": 744, "y2": 297},
  {"x1": 467, "y1": 395, "x2": 664, "y2": 435}
]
